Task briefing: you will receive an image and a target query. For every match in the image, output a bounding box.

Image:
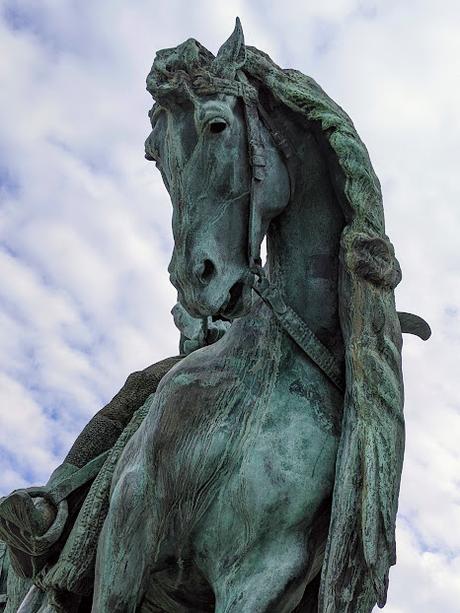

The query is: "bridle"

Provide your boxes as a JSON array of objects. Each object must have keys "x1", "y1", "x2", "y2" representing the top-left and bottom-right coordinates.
[
  {"x1": 187, "y1": 71, "x2": 430, "y2": 389},
  {"x1": 147, "y1": 70, "x2": 344, "y2": 393}
]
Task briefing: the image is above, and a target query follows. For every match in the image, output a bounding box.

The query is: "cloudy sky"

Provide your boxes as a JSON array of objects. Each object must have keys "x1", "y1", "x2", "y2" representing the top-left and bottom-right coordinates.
[{"x1": 0, "y1": 1, "x2": 459, "y2": 611}]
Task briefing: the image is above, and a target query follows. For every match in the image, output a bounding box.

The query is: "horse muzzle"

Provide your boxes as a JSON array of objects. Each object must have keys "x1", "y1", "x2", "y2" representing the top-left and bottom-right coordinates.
[{"x1": 170, "y1": 266, "x2": 251, "y2": 320}]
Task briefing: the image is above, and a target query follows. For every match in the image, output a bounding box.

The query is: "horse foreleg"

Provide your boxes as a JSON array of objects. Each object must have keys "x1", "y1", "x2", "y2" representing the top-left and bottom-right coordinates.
[
  {"x1": 210, "y1": 530, "x2": 312, "y2": 613},
  {"x1": 91, "y1": 458, "x2": 154, "y2": 613}
]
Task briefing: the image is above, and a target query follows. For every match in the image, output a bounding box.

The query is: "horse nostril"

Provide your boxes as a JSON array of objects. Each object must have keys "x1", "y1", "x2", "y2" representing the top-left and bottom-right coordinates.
[{"x1": 197, "y1": 259, "x2": 216, "y2": 285}]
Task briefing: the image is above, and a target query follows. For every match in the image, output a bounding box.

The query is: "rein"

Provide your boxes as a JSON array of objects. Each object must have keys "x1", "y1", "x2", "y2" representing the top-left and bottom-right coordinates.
[{"x1": 248, "y1": 268, "x2": 344, "y2": 393}]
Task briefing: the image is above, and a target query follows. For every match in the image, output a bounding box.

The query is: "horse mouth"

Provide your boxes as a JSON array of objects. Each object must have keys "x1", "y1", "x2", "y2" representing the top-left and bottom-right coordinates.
[{"x1": 219, "y1": 281, "x2": 245, "y2": 319}]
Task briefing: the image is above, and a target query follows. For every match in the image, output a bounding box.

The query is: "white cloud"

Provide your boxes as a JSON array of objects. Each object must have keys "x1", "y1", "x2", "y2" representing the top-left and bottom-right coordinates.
[
  {"x1": 384, "y1": 520, "x2": 460, "y2": 613},
  {"x1": 0, "y1": 1, "x2": 459, "y2": 611},
  {"x1": 0, "y1": 373, "x2": 58, "y2": 488}
]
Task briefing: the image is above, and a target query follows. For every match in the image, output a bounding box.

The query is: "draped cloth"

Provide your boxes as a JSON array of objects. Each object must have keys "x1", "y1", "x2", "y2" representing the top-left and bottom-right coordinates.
[
  {"x1": 37, "y1": 357, "x2": 182, "y2": 602},
  {"x1": 41, "y1": 400, "x2": 151, "y2": 599}
]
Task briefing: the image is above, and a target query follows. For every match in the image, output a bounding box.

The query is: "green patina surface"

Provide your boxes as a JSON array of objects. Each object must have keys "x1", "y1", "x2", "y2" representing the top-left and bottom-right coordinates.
[{"x1": 0, "y1": 18, "x2": 430, "y2": 613}]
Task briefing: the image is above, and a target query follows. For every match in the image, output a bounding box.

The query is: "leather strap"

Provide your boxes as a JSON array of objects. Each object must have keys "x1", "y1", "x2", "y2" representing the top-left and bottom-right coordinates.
[
  {"x1": 242, "y1": 99, "x2": 266, "y2": 268},
  {"x1": 249, "y1": 268, "x2": 344, "y2": 393}
]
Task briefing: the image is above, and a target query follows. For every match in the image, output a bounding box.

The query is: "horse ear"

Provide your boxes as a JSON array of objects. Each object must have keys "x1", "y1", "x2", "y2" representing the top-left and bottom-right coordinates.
[{"x1": 213, "y1": 17, "x2": 246, "y2": 78}]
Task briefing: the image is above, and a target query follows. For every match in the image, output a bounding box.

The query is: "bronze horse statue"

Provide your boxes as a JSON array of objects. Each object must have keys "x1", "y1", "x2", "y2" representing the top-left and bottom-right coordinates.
[
  {"x1": 91, "y1": 20, "x2": 429, "y2": 613},
  {"x1": 2, "y1": 19, "x2": 430, "y2": 613}
]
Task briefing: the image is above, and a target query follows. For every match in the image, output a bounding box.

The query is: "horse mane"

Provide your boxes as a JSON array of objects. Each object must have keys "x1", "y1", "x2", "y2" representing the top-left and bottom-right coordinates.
[
  {"x1": 242, "y1": 47, "x2": 405, "y2": 612},
  {"x1": 146, "y1": 39, "x2": 405, "y2": 612}
]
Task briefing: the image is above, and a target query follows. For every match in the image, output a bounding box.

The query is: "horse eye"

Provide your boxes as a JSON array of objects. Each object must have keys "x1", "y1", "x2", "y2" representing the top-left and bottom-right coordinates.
[{"x1": 208, "y1": 119, "x2": 228, "y2": 134}]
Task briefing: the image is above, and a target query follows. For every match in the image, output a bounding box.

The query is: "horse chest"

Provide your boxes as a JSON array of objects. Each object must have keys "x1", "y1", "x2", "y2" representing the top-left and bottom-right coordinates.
[
  {"x1": 222, "y1": 380, "x2": 340, "y2": 528},
  {"x1": 151, "y1": 351, "x2": 341, "y2": 540}
]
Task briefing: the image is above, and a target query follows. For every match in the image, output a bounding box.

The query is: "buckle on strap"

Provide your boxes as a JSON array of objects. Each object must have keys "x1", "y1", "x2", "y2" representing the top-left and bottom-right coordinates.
[{"x1": 249, "y1": 268, "x2": 287, "y2": 315}]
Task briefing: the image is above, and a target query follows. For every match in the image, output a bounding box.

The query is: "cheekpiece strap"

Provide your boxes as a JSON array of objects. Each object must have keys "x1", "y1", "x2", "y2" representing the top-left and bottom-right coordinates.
[
  {"x1": 244, "y1": 100, "x2": 266, "y2": 267},
  {"x1": 191, "y1": 68, "x2": 277, "y2": 276}
]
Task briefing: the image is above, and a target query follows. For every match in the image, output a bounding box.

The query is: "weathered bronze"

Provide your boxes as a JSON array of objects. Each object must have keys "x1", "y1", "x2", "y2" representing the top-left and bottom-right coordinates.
[{"x1": 0, "y1": 19, "x2": 430, "y2": 612}]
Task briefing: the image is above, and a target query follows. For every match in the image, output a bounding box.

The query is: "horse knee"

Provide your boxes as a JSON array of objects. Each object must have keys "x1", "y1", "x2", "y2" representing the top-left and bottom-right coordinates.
[
  {"x1": 93, "y1": 470, "x2": 151, "y2": 612},
  {"x1": 109, "y1": 468, "x2": 146, "y2": 527}
]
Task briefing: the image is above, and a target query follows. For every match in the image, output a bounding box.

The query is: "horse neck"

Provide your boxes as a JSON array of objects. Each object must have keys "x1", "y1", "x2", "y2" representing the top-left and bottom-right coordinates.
[{"x1": 265, "y1": 122, "x2": 345, "y2": 360}]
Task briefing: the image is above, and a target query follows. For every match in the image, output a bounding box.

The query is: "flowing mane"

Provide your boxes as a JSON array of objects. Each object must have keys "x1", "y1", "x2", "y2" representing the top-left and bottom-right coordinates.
[{"x1": 242, "y1": 46, "x2": 405, "y2": 610}]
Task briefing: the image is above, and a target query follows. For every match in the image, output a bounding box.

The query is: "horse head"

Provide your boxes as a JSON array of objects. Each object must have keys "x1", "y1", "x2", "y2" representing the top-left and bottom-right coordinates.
[{"x1": 145, "y1": 19, "x2": 290, "y2": 319}]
